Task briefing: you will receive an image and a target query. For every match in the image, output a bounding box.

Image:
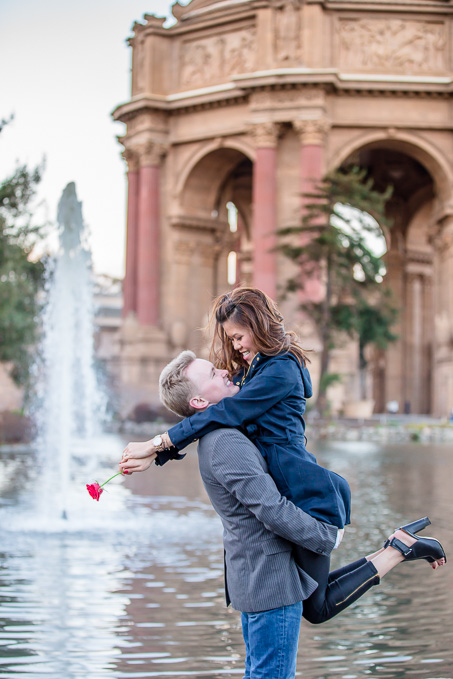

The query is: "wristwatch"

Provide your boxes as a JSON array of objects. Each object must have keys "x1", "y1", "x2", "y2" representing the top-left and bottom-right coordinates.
[{"x1": 152, "y1": 434, "x2": 166, "y2": 451}]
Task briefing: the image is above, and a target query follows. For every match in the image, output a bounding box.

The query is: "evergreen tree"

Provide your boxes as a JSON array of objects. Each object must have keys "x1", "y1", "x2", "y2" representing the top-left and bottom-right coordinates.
[
  {"x1": 279, "y1": 166, "x2": 397, "y2": 413},
  {"x1": 0, "y1": 117, "x2": 45, "y2": 385}
]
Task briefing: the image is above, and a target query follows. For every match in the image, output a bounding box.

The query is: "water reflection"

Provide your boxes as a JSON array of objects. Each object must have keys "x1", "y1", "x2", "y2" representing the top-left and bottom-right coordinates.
[{"x1": 1, "y1": 438, "x2": 452, "y2": 678}]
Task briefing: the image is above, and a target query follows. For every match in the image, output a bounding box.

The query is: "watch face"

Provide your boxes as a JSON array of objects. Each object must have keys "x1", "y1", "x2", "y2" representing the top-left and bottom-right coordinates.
[{"x1": 153, "y1": 436, "x2": 162, "y2": 447}]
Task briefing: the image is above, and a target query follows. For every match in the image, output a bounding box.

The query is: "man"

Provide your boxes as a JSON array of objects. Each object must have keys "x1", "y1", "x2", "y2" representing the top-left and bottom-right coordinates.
[{"x1": 121, "y1": 351, "x2": 339, "y2": 679}]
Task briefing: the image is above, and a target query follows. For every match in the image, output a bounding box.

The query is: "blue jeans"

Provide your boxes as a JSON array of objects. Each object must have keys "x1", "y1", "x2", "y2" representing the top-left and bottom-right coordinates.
[{"x1": 241, "y1": 601, "x2": 303, "y2": 679}]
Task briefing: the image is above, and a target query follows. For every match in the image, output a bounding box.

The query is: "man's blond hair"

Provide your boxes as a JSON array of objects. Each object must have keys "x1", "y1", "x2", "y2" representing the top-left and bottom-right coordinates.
[{"x1": 159, "y1": 350, "x2": 198, "y2": 417}]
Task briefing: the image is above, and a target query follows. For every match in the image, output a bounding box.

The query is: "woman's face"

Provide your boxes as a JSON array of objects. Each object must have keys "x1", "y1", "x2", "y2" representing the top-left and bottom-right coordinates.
[{"x1": 222, "y1": 320, "x2": 258, "y2": 365}]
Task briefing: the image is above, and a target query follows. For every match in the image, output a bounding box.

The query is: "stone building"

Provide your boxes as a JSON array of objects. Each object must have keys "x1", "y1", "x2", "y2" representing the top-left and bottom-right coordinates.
[{"x1": 112, "y1": 0, "x2": 453, "y2": 417}]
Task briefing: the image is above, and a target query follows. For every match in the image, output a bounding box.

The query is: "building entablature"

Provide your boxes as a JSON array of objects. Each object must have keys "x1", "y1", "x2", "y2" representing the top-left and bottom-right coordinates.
[{"x1": 113, "y1": 79, "x2": 453, "y2": 130}]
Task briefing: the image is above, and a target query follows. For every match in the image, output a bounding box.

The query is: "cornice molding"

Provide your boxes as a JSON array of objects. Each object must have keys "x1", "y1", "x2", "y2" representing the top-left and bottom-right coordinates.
[
  {"x1": 113, "y1": 77, "x2": 453, "y2": 124},
  {"x1": 320, "y1": 0, "x2": 453, "y2": 14}
]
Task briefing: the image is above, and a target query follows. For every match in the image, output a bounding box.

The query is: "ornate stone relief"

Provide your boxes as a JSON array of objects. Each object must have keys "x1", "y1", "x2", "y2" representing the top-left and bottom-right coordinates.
[
  {"x1": 248, "y1": 121, "x2": 280, "y2": 147},
  {"x1": 135, "y1": 140, "x2": 167, "y2": 166},
  {"x1": 273, "y1": 0, "x2": 303, "y2": 65},
  {"x1": 293, "y1": 118, "x2": 331, "y2": 145},
  {"x1": 180, "y1": 27, "x2": 256, "y2": 88},
  {"x1": 338, "y1": 19, "x2": 446, "y2": 73},
  {"x1": 122, "y1": 148, "x2": 140, "y2": 173}
]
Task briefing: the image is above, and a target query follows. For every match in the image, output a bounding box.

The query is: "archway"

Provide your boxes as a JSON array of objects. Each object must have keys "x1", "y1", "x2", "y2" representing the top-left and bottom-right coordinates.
[
  {"x1": 166, "y1": 146, "x2": 253, "y2": 353},
  {"x1": 337, "y1": 141, "x2": 438, "y2": 414}
]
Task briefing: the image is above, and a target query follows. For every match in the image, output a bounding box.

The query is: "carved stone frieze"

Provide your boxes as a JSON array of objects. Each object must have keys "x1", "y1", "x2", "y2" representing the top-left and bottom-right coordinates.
[
  {"x1": 121, "y1": 148, "x2": 140, "y2": 173},
  {"x1": 248, "y1": 121, "x2": 280, "y2": 147},
  {"x1": 338, "y1": 19, "x2": 446, "y2": 74},
  {"x1": 135, "y1": 140, "x2": 167, "y2": 166},
  {"x1": 273, "y1": 0, "x2": 303, "y2": 65},
  {"x1": 180, "y1": 27, "x2": 256, "y2": 88},
  {"x1": 293, "y1": 118, "x2": 331, "y2": 145}
]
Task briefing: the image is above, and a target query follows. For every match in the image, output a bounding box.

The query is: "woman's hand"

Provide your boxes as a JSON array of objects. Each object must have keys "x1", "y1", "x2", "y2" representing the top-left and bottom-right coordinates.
[
  {"x1": 122, "y1": 439, "x2": 157, "y2": 460},
  {"x1": 119, "y1": 452, "x2": 156, "y2": 474}
]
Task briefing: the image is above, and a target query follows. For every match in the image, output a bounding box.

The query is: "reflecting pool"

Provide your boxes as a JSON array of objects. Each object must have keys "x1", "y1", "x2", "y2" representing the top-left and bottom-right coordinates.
[{"x1": 1, "y1": 437, "x2": 452, "y2": 678}]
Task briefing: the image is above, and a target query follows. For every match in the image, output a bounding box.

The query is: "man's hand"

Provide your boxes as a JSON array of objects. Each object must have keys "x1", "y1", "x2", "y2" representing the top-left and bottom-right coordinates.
[
  {"x1": 334, "y1": 528, "x2": 344, "y2": 550},
  {"x1": 119, "y1": 451, "x2": 157, "y2": 474}
]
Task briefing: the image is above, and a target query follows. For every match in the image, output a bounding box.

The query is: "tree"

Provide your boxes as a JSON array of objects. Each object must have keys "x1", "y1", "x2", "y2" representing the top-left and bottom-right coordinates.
[
  {"x1": 0, "y1": 117, "x2": 46, "y2": 386},
  {"x1": 278, "y1": 166, "x2": 397, "y2": 413}
]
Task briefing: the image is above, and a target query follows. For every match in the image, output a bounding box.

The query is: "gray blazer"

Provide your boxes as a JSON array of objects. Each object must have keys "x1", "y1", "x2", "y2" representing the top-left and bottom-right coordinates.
[{"x1": 197, "y1": 428, "x2": 337, "y2": 614}]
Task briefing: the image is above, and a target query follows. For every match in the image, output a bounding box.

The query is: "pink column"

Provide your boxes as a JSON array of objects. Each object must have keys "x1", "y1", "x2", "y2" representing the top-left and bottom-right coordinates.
[
  {"x1": 136, "y1": 145, "x2": 162, "y2": 326},
  {"x1": 235, "y1": 211, "x2": 245, "y2": 286},
  {"x1": 122, "y1": 152, "x2": 139, "y2": 317},
  {"x1": 296, "y1": 119, "x2": 330, "y2": 303},
  {"x1": 251, "y1": 123, "x2": 278, "y2": 298},
  {"x1": 300, "y1": 144, "x2": 324, "y2": 209}
]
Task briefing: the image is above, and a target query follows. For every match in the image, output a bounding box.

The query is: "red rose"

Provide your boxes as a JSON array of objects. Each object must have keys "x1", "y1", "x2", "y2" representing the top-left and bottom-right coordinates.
[
  {"x1": 86, "y1": 470, "x2": 128, "y2": 502},
  {"x1": 86, "y1": 482, "x2": 104, "y2": 501}
]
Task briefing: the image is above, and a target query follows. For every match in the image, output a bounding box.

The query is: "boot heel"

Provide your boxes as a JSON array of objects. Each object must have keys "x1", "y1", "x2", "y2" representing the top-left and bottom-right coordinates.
[
  {"x1": 384, "y1": 516, "x2": 431, "y2": 548},
  {"x1": 400, "y1": 516, "x2": 431, "y2": 536}
]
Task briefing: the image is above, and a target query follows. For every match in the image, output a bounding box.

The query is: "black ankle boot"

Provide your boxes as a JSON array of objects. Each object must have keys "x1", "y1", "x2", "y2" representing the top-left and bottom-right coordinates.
[{"x1": 386, "y1": 535, "x2": 447, "y2": 564}]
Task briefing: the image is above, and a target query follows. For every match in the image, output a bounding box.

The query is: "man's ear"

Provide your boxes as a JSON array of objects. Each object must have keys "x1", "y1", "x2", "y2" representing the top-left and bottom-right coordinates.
[{"x1": 189, "y1": 395, "x2": 210, "y2": 410}]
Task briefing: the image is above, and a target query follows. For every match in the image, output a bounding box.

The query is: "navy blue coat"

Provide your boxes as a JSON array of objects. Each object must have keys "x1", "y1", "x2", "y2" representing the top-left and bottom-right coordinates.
[{"x1": 159, "y1": 352, "x2": 351, "y2": 529}]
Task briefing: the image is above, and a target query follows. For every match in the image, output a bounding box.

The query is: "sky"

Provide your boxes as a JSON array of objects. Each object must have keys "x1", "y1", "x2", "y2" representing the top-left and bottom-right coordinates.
[{"x1": 0, "y1": 0, "x2": 178, "y2": 279}]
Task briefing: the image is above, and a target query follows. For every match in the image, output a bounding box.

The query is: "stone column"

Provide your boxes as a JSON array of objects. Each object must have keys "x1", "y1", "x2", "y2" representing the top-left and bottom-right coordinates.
[
  {"x1": 404, "y1": 270, "x2": 423, "y2": 413},
  {"x1": 294, "y1": 118, "x2": 330, "y2": 209},
  {"x1": 404, "y1": 253, "x2": 434, "y2": 414},
  {"x1": 250, "y1": 122, "x2": 279, "y2": 298},
  {"x1": 383, "y1": 248, "x2": 405, "y2": 411},
  {"x1": 122, "y1": 149, "x2": 140, "y2": 318},
  {"x1": 136, "y1": 141, "x2": 165, "y2": 326},
  {"x1": 293, "y1": 117, "x2": 330, "y2": 302},
  {"x1": 432, "y1": 219, "x2": 453, "y2": 417}
]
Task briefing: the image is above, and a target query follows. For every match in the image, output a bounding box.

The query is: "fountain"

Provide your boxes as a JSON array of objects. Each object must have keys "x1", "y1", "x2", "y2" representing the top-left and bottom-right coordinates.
[
  {"x1": 35, "y1": 182, "x2": 105, "y2": 519},
  {"x1": 0, "y1": 181, "x2": 227, "y2": 678}
]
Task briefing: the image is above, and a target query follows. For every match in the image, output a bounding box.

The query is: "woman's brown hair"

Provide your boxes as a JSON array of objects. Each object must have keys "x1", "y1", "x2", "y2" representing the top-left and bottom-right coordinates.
[{"x1": 209, "y1": 287, "x2": 309, "y2": 375}]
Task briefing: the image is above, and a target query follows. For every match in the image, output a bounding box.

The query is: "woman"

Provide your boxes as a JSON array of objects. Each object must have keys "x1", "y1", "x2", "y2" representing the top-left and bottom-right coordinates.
[{"x1": 120, "y1": 287, "x2": 446, "y2": 623}]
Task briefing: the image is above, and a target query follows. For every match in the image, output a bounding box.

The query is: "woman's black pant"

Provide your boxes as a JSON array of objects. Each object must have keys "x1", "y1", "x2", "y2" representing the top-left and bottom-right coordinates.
[{"x1": 293, "y1": 546, "x2": 380, "y2": 624}]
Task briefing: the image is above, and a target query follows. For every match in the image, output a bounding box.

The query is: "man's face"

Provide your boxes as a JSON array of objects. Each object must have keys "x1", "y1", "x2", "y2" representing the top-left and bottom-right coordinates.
[{"x1": 186, "y1": 358, "x2": 239, "y2": 406}]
